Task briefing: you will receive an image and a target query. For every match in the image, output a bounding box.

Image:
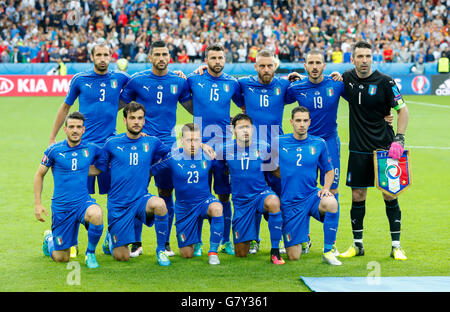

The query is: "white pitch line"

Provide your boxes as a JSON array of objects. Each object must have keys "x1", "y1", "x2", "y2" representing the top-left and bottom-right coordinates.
[
  {"x1": 340, "y1": 142, "x2": 450, "y2": 150},
  {"x1": 406, "y1": 100, "x2": 450, "y2": 109}
]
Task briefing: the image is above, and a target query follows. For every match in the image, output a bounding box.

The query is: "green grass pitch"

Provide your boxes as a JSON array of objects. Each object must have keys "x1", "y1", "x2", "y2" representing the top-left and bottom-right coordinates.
[{"x1": 0, "y1": 95, "x2": 448, "y2": 292}]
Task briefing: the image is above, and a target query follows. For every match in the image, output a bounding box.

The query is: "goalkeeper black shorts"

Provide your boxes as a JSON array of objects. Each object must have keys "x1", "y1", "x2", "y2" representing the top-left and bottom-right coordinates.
[{"x1": 345, "y1": 151, "x2": 375, "y2": 188}]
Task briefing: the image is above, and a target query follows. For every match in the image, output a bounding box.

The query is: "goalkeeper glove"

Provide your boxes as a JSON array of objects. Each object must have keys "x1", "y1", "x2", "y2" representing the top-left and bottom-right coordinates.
[{"x1": 389, "y1": 134, "x2": 405, "y2": 160}]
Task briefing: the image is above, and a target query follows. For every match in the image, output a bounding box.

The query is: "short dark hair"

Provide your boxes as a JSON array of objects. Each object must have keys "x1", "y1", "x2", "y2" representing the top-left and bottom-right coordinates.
[
  {"x1": 305, "y1": 49, "x2": 324, "y2": 62},
  {"x1": 352, "y1": 41, "x2": 372, "y2": 55},
  {"x1": 91, "y1": 42, "x2": 110, "y2": 56},
  {"x1": 150, "y1": 40, "x2": 167, "y2": 54},
  {"x1": 205, "y1": 43, "x2": 225, "y2": 58},
  {"x1": 291, "y1": 106, "x2": 310, "y2": 119},
  {"x1": 232, "y1": 113, "x2": 253, "y2": 127},
  {"x1": 65, "y1": 111, "x2": 85, "y2": 126},
  {"x1": 181, "y1": 123, "x2": 201, "y2": 137},
  {"x1": 123, "y1": 102, "x2": 146, "y2": 118}
]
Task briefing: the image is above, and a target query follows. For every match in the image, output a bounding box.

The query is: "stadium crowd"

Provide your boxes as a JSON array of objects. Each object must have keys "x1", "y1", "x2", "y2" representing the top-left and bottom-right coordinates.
[{"x1": 1, "y1": 0, "x2": 449, "y2": 65}]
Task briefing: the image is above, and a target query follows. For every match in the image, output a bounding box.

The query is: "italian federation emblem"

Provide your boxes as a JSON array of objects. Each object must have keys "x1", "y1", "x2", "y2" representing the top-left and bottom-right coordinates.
[{"x1": 374, "y1": 150, "x2": 412, "y2": 196}]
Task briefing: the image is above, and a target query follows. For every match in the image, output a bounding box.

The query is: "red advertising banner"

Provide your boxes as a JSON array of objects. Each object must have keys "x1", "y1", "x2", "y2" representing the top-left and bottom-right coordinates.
[{"x1": 0, "y1": 75, "x2": 74, "y2": 96}]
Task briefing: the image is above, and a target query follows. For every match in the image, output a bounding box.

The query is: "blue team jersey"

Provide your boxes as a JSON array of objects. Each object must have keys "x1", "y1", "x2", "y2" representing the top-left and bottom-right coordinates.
[
  {"x1": 286, "y1": 76, "x2": 345, "y2": 139},
  {"x1": 278, "y1": 134, "x2": 333, "y2": 206},
  {"x1": 95, "y1": 133, "x2": 170, "y2": 208},
  {"x1": 238, "y1": 76, "x2": 293, "y2": 142},
  {"x1": 64, "y1": 70, "x2": 130, "y2": 144},
  {"x1": 151, "y1": 148, "x2": 214, "y2": 209},
  {"x1": 215, "y1": 140, "x2": 272, "y2": 205},
  {"x1": 41, "y1": 140, "x2": 101, "y2": 210},
  {"x1": 120, "y1": 70, "x2": 191, "y2": 146},
  {"x1": 187, "y1": 72, "x2": 242, "y2": 142}
]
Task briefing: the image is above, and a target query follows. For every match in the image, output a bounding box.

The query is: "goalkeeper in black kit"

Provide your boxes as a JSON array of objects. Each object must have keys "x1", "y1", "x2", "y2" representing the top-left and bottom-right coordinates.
[{"x1": 339, "y1": 41, "x2": 410, "y2": 260}]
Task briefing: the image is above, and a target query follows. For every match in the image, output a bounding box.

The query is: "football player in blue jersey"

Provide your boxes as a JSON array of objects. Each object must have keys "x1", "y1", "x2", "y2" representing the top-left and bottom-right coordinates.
[
  {"x1": 274, "y1": 106, "x2": 341, "y2": 265},
  {"x1": 151, "y1": 123, "x2": 224, "y2": 265},
  {"x1": 48, "y1": 42, "x2": 129, "y2": 258},
  {"x1": 183, "y1": 44, "x2": 243, "y2": 256},
  {"x1": 34, "y1": 112, "x2": 104, "y2": 268},
  {"x1": 89, "y1": 103, "x2": 172, "y2": 266},
  {"x1": 119, "y1": 41, "x2": 193, "y2": 258},
  {"x1": 214, "y1": 114, "x2": 285, "y2": 264}
]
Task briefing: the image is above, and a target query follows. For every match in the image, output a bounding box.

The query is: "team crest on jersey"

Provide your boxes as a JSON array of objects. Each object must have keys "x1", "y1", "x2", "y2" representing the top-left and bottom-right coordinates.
[
  {"x1": 111, "y1": 79, "x2": 118, "y2": 89},
  {"x1": 143, "y1": 143, "x2": 149, "y2": 152},
  {"x1": 223, "y1": 84, "x2": 230, "y2": 92},
  {"x1": 201, "y1": 161, "x2": 207, "y2": 169},
  {"x1": 179, "y1": 233, "x2": 186, "y2": 242},
  {"x1": 368, "y1": 85, "x2": 377, "y2": 96},
  {"x1": 234, "y1": 230, "x2": 239, "y2": 240},
  {"x1": 82, "y1": 149, "x2": 89, "y2": 157},
  {"x1": 113, "y1": 234, "x2": 118, "y2": 243},
  {"x1": 326, "y1": 87, "x2": 334, "y2": 97},
  {"x1": 170, "y1": 85, "x2": 178, "y2": 94},
  {"x1": 41, "y1": 154, "x2": 48, "y2": 165},
  {"x1": 274, "y1": 87, "x2": 281, "y2": 95},
  {"x1": 309, "y1": 146, "x2": 316, "y2": 155}
]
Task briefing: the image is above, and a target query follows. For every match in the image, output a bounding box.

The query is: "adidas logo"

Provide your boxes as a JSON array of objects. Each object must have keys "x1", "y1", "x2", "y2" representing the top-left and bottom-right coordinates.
[{"x1": 435, "y1": 79, "x2": 450, "y2": 96}]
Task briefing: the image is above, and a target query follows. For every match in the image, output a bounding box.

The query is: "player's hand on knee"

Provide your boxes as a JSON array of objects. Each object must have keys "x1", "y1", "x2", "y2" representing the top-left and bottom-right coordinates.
[
  {"x1": 318, "y1": 188, "x2": 333, "y2": 199},
  {"x1": 389, "y1": 134, "x2": 405, "y2": 160},
  {"x1": 35, "y1": 204, "x2": 48, "y2": 222}
]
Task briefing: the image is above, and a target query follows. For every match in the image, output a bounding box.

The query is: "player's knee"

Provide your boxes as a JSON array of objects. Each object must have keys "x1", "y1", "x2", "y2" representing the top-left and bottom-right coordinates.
[
  {"x1": 264, "y1": 195, "x2": 280, "y2": 213},
  {"x1": 113, "y1": 249, "x2": 130, "y2": 261},
  {"x1": 150, "y1": 197, "x2": 167, "y2": 216},
  {"x1": 180, "y1": 247, "x2": 194, "y2": 258},
  {"x1": 53, "y1": 252, "x2": 70, "y2": 263},
  {"x1": 208, "y1": 203, "x2": 223, "y2": 217},
  {"x1": 85, "y1": 205, "x2": 103, "y2": 225},
  {"x1": 286, "y1": 246, "x2": 301, "y2": 261},
  {"x1": 352, "y1": 188, "x2": 367, "y2": 202},
  {"x1": 322, "y1": 197, "x2": 338, "y2": 213}
]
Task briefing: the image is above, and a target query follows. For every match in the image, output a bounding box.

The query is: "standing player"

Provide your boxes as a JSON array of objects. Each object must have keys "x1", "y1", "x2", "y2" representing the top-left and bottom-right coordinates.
[
  {"x1": 119, "y1": 41, "x2": 192, "y2": 257},
  {"x1": 285, "y1": 49, "x2": 346, "y2": 255},
  {"x1": 275, "y1": 106, "x2": 341, "y2": 265},
  {"x1": 151, "y1": 123, "x2": 224, "y2": 265},
  {"x1": 184, "y1": 44, "x2": 243, "y2": 256},
  {"x1": 34, "y1": 112, "x2": 104, "y2": 269},
  {"x1": 49, "y1": 41, "x2": 129, "y2": 195},
  {"x1": 338, "y1": 41, "x2": 409, "y2": 260},
  {"x1": 214, "y1": 114, "x2": 285, "y2": 264},
  {"x1": 90, "y1": 103, "x2": 171, "y2": 265}
]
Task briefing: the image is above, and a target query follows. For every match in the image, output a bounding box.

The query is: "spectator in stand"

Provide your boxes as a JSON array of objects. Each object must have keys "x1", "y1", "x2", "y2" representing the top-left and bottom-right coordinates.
[
  {"x1": 36, "y1": 44, "x2": 49, "y2": 63},
  {"x1": 383, "y1": 44, "x2": 394, "y2": 63}
]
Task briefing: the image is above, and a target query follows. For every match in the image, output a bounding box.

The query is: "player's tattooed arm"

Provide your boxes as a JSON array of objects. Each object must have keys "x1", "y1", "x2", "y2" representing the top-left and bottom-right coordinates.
[{"x1": 34, "y1": 164, "x2": 50, "y2": 222}]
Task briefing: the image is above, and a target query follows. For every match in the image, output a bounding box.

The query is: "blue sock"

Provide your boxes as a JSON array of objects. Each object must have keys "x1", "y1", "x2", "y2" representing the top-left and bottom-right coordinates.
[
  {"x1": 134, "y1": 218, "x2": 143, "y2": 244},
  {"x1": 323, "y1": 211, "x2": 339, "y2": 253},
  {"x1": 209, "y1": 216, "x2": 224, "y2": 253},
  {"x1": 268, "y1": 211, "x2": 283, "y2": 249},
  {"x1": 154, "y1": 213, "x2": 168, "y2": 254},
  {"x1": 221, "y1": 201, "x2": 232, "y2": 244},
  {"x1": 254, "y1": 212, "x2": 262, "y2": 243},
  {"x1": 86, "y1": 223, "x2": 104, "y2": 254},
  {"x1": 46, "y1": 235, "x2": 55, "y2": 259},
  {"x1": 161, "y1": 195, "x2": 174, "y2": 244}
]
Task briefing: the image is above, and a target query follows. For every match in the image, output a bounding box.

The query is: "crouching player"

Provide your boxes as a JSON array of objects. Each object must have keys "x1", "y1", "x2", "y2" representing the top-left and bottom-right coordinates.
[
  {"x1": 34, "y1": 112, "x2": 104, "y2": 269},
  {"x1": 214, "y1": 114, "x2": 285, "y2": 264},
  {"x1": 151, "y1": 123, "x2": 224, "y2": 265},
  {"x1": 275, "y1": 106, "x2": 341, "y2": 265}
]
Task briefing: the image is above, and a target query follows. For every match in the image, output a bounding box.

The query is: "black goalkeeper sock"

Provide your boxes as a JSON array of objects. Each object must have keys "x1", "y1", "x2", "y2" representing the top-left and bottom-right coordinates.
[
  {"x1": 350, "y1": 200, "x2": 366, "y2": 245},
  {"x1": 385, "y1": 198, "x2": 401, "y2": 243}
]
